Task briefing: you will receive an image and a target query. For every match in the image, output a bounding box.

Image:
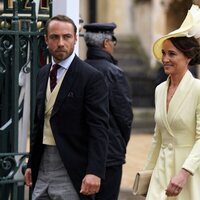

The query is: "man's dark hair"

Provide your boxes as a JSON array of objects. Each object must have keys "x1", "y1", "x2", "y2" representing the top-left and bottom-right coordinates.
[{"x1": 45, "y1": 15, "x2": 77, "y2": 35}]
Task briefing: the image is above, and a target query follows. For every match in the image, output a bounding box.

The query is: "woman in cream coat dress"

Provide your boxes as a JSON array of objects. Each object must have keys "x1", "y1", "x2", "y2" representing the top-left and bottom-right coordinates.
[{"x1": 144, "y1": 5, "x2": 200, "y2": 200}]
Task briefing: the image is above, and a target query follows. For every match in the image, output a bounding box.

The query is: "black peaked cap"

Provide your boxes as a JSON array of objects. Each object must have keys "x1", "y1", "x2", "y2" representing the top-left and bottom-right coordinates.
[{"x1": 83, "y1": 22, "x2": 117, "y2": 35}]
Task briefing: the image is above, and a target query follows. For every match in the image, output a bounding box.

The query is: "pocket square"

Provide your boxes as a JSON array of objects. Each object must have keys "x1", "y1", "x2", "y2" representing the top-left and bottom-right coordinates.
[{"x1": 67, "y1": 92, "x2": 74, "y2": 98}]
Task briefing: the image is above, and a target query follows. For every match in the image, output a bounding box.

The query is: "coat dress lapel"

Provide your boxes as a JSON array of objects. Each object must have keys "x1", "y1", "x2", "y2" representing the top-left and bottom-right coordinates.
[
  {"x1": 37, "y1": 64, "x2": 51, "y2": 120},
  {"x1": 167, "y1": 71, "x2": 194, "y2": 125},
  {"x1": 158, "y1": 79, "x2": 174, "y2": 137},
  {"x1": 159, "y1": 71, "x2": 194, "y2": 137}
]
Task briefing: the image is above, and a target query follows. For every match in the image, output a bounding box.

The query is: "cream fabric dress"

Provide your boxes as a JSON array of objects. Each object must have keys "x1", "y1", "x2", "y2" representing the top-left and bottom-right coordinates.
[{"x1": 144, "y1": 71, "x2": 200, "y2": 200}]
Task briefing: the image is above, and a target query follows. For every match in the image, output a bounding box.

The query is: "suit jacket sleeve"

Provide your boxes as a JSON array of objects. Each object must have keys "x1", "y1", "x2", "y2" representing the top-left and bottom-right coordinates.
[
  {"x1": 84, "y1": 71, "x2": 109, "y2": 177},
  {"x1": 182, "y1": 84, "x2": 200, "y2": 174}
]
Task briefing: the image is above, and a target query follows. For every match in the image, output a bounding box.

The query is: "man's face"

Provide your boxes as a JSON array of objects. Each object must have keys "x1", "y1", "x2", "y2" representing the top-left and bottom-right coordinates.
[
  {"x1": 103, "y1": 38, "x2": 116, "y2": 55},
  {"x1": 45, "y1": 20, "x2": 77, "y2": 63}
]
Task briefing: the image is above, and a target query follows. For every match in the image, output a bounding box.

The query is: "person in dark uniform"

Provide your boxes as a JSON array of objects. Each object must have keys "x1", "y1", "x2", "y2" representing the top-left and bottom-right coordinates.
[{"x1": 83, "y1": 22, "x2": 133, "y2": 200}]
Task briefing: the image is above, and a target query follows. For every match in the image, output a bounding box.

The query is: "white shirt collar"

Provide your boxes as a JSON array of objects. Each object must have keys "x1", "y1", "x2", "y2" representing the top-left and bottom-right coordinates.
[{"x1": 52, "y1": 52, "x2": 75, "y2": 70}]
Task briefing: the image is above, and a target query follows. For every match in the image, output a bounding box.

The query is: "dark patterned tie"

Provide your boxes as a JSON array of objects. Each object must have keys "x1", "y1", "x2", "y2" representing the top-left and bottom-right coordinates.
[{"x1": 50, "y1": 64, "x2": 61, "y2": 92}]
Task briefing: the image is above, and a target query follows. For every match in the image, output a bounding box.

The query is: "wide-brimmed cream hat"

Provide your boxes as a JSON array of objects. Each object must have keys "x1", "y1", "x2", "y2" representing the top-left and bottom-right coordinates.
[{"x1": 153, "y1": 4, "x2": 200, "y2": 62}]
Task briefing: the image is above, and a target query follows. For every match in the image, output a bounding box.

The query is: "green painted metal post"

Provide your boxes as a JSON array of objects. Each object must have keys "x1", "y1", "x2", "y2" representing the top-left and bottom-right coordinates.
[
  {"x1": 30, "y1": 1, "x2": 39, "y2": 139},
  {"x1": 0, "y1": 1, "x2": 51, "y2": 199}
]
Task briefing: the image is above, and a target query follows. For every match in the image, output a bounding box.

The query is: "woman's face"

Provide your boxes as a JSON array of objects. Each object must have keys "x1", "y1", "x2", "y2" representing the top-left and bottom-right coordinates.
[{"x1": 161, "y1": 39, "x2": 191, "y2": 76}]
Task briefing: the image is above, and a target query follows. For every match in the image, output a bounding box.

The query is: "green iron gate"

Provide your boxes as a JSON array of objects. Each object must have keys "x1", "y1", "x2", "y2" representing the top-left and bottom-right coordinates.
[{"x1": 0, "y1": 0, "x2": 51, "y2": 199}]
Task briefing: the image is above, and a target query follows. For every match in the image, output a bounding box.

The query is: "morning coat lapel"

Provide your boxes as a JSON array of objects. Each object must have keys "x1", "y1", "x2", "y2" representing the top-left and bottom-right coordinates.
[
  {"x1": 37, "y1": 64, "x2": 51, "y2": 119},
  {"x1": 51, "y1": 56, "x2": 79, "y2": 117},
  {"x1": 167, "y1": 70, "x2": 194, "y2": 124}
]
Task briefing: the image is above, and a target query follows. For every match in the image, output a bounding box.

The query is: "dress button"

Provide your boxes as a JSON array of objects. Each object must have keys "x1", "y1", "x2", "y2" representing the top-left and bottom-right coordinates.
[{"x1": 168, "y1": 143, "x2": 173, "y2": 150}]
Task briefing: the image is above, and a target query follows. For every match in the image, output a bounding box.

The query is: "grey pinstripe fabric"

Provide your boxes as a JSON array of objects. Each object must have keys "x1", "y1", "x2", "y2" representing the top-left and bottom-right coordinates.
[{"x1": 32, "y1": 145, "x2": 80, "y2": 200}]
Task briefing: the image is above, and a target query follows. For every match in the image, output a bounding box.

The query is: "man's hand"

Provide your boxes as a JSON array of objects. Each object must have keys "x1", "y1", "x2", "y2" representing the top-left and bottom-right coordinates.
[
  {"x1": 24, "y1": 168, "x2": 32, "y2": 187},
  {"x1": 80, "y1": 174, "x2": 101, "y2": 196}
]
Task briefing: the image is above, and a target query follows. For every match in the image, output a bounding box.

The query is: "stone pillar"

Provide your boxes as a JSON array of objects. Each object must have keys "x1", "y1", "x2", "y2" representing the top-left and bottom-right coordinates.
[
  {"x1": 96, "y1": 0, "x2": 134, "y2": 37},
  {"x1": 150, "y1": 0, "x2": 167, "y2": 67}
]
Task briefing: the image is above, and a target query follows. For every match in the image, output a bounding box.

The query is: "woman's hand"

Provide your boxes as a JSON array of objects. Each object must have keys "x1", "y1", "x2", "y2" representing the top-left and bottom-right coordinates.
[{"x1": 165, "y1": 168, "x2": 191, "y2": 196}]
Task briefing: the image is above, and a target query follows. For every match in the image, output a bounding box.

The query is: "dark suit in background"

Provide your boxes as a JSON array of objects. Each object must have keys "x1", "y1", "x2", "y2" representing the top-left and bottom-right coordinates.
[{"x1": 84, "y1": 22, "x2": 133, "y2": 200}]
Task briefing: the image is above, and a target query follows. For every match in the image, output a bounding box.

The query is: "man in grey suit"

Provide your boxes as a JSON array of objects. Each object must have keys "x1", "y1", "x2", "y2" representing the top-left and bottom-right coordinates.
[{"x1": 24, "y1": 15, "x2": 109, "y2": 200}]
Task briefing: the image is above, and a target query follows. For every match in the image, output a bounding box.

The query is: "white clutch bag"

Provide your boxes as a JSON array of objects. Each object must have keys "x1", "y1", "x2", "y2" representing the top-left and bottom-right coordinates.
[{"x1": 132, "y1": 170, "x2": 153, "y2": 196}]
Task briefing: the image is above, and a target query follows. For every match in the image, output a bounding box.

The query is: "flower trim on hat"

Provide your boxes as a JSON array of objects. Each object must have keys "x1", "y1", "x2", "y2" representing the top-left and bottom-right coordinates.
[{"x1": 186, "y1": 4, "x2": 200, "y2": 38}]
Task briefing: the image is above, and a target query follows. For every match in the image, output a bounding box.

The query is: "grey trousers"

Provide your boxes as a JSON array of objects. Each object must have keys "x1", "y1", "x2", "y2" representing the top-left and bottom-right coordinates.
[{"x1": 32, "y1": 145, "x2": 80, "y2": 200}]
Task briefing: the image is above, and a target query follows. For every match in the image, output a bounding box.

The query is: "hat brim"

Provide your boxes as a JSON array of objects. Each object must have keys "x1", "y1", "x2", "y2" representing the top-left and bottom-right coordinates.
[{"x1": 153, "y1": 11, "x2": 193, "y2": 62}]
